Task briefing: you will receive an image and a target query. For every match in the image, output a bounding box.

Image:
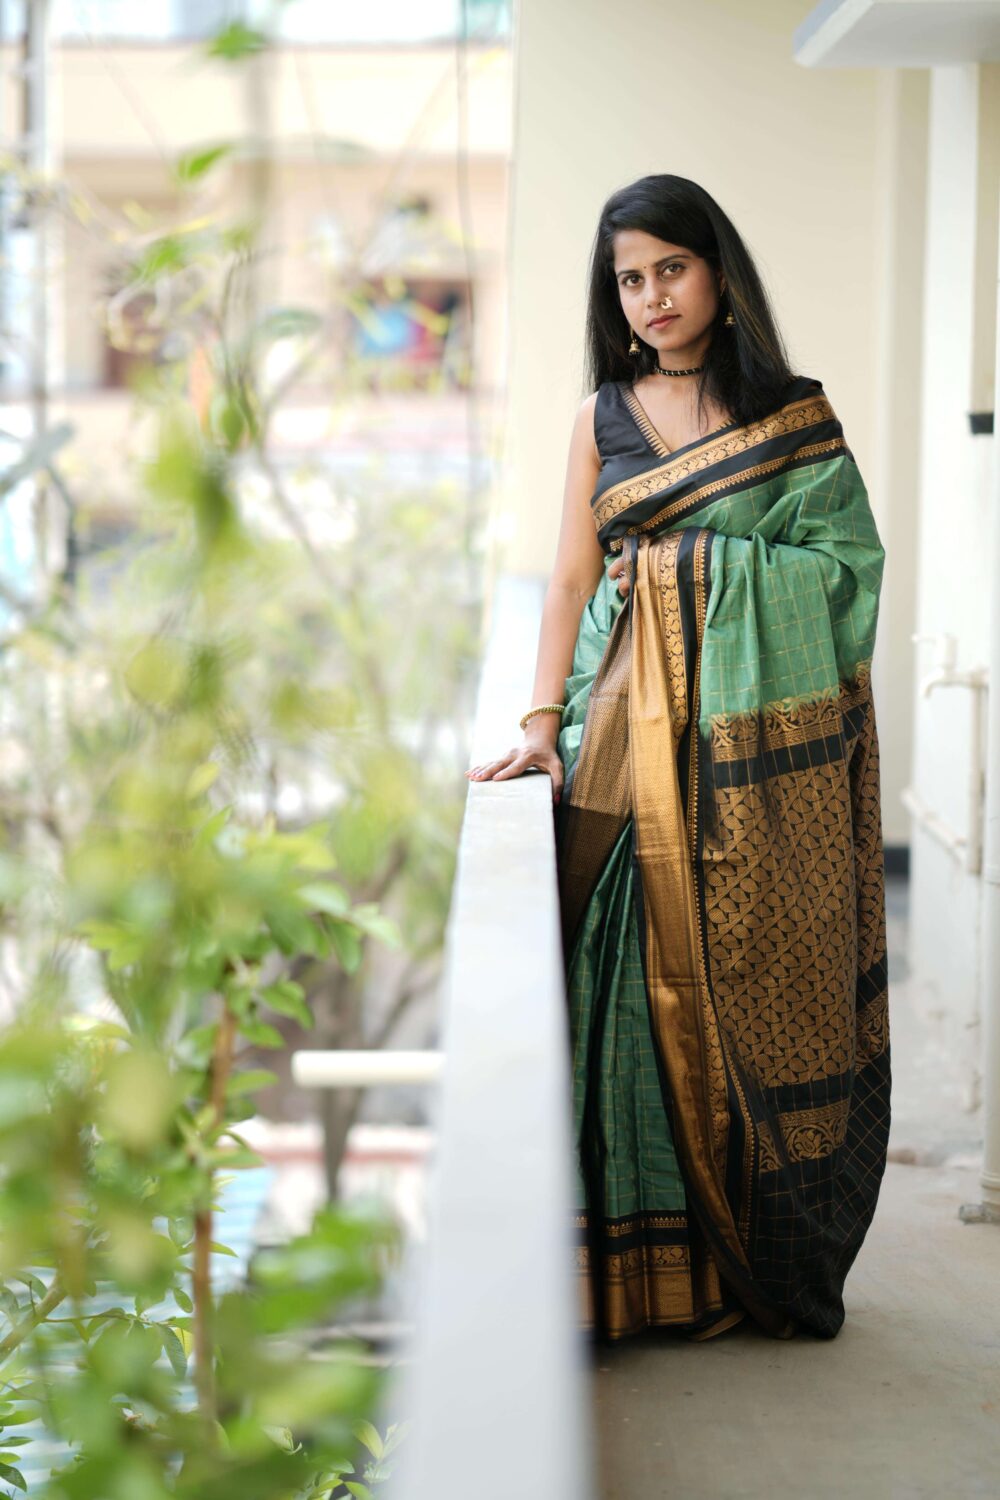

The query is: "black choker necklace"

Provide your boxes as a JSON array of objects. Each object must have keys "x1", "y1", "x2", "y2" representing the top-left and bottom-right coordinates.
[{"x1": 656, "y1": 362, "x2": 704, "y2": 376}]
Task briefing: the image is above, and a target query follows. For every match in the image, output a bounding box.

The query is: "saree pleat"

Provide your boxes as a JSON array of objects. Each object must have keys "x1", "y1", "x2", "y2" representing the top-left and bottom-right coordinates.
[{"x1": 555, "y1": 375, "x2": 891, "y2": 1343}]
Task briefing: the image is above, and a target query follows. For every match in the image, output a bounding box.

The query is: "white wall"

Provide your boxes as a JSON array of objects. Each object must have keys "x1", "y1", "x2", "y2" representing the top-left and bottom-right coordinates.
[
  {"x1": 498, "y1": 0, "x2": 925, "y2": 845},
  {"x1": 870, "y1": 69, "x2": 928, "y2": 850}
]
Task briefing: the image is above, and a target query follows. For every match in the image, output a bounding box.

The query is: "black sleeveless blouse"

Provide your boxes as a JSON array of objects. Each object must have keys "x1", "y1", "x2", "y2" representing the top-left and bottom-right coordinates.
[
  {"x1": 593, "y1": 379, "x2": 665, "y2": 463},
  {"x1": 590, "y1": 376, "x2": 822, "y2": 550},
  {"x1": 591, "y1": 379, "x2": 738, "y2": 523}
]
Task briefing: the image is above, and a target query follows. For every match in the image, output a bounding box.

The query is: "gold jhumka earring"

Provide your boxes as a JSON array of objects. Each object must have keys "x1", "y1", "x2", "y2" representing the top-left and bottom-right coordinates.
[{"x1": 722, "y1": 285, "x2": 735, "y2": 326}]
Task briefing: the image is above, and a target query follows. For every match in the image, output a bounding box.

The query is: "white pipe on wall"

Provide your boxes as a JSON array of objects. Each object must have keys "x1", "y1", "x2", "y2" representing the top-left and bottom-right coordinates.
[
  {"x1": 908, "y1": 631, "x2": 988, "y2": 875},
  {"x1": 291, "y1": 1050, "x2": 444, "y2": 1088},
  {"x1": 900, "y1": 784, "x2": 968, "y2": 861}
]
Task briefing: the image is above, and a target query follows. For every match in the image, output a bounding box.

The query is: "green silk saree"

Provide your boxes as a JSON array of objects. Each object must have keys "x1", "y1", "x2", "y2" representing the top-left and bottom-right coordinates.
[{"x1": 555, "y1": 375, "x2": 891, "y2": 1343}]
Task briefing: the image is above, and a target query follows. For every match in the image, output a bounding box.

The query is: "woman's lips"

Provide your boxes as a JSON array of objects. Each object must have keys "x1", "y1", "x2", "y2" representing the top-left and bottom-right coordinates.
[{"x1": 648, "y1": 315, "x2": 679, "y2": 328}]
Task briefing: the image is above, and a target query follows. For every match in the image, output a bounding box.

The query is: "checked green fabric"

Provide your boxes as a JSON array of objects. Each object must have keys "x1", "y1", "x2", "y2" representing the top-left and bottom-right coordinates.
[
  {"x1": 564, "y1": 817, "x2": 688, "y2": 1220},
  {"x1": 667, "y1": 456, "x2": 883, "y2": 729},
  {"x1": 559, "y1": 563, "x2": 688, "y2": 1225}
]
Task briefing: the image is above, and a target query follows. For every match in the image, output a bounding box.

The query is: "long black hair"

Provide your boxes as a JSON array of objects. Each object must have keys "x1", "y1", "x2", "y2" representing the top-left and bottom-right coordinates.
[{"x1": 583, "y1": 174, "x2": 798, "y2": 430}]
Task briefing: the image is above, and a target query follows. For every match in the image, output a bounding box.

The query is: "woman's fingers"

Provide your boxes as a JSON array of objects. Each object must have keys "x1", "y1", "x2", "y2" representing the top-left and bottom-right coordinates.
[
  {"x1": 466, "y1": 750, "x2": 522, "y2": 780},
  {"x1": 608, "y1": 557, "x2": 630, "y2": 596},
  {"x1": 466, "y1": 748, "x2": 564, "y2": 788},
  {"x1": 466, "y1": 757, "x2": 565, "y2": 801},
  {"x1": 465, "y1": 757, "x2": 509, "y2": 779},
  {"x1": 492, "y1": 756, "x2": 529, "y2": 780}
]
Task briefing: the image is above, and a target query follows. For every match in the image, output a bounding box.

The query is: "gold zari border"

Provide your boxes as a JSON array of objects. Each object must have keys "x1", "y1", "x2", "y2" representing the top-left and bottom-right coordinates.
[
  {"x1": 606, "y1": 439, "x2": 846, "y2": 547},
  {"x1": 857, "y1": 990, "x2": 889, "y2": 1063},
  {"x1": 574, "y1": 1211, "x2": 687, "y2": 1238},
  {"x1": 575, "y1": 1240, "x2": 724, "y2": 1340},
  {"x1": 757, "y1": 1099, "x2": 851, "y2": 1173},
  {"x1": 620, "y1": 383, "x2": 733, "y2": 461},
  {"x1": 629, "y1": 532, "x2": 763, "y2": 1299},
  {"x1": 708, "y1": 660, "x2": 874, "y2": 762},
  {"x1": 596, "y1": 392, "x2": 839, "y2": 534}
]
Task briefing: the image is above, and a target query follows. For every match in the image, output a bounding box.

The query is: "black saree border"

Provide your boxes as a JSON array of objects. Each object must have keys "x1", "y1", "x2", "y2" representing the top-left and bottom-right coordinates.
[{"x1": 594, "y1": 380, "x2": 851, "y2": 552}]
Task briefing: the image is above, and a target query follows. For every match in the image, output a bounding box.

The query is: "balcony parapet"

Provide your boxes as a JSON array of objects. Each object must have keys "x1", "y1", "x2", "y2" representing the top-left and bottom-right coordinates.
[{"x1": 385, "y1": 571, "x2": 595, "y2": 1500}]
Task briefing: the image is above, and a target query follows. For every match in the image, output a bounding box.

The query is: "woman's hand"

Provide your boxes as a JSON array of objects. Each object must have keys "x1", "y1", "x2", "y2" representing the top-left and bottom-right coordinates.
[
  {"x1": 608, "y1": 552, "x2": 631, "y2": 597},
  {"x1": 465, "y1": 733, "x2": 565, "y2": 804}
]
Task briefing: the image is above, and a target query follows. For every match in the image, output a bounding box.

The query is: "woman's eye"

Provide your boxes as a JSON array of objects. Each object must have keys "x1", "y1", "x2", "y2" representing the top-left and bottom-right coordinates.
[{"x1": 621, "y1": 264, "x2": 683, "y2": 287}]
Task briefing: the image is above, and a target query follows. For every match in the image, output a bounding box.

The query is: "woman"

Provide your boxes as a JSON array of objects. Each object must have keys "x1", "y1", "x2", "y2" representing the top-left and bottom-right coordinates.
[{"x1": 465, "y1": 175, "x2": 890, "y2": 1345}]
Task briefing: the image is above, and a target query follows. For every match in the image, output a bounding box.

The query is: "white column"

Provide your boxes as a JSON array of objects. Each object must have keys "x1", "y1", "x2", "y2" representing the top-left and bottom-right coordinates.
[{"x1": 969, "y1": 168, "x2": 1000, "y2": 1222}]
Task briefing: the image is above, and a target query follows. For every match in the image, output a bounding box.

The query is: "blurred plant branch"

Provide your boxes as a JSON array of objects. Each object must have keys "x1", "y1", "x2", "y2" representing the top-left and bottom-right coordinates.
[{"x1": 0, "y1": 7, "x2": 487, "y2": 1493}]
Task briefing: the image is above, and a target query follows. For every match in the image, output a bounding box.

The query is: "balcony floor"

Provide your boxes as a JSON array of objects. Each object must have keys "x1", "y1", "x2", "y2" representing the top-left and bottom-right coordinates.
[
  {"x1": 591, "y1": 1159, "x2": 999, "y2": 1499},
  {"x1": 591, "y1": 871, "x2": 997, "y2": 1498}
]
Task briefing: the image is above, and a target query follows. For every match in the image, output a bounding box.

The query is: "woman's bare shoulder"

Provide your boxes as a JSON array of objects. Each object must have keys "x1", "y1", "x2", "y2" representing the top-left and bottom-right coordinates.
[{"x1": 574, "y1": 389, "x2": 601, "y2": 466}]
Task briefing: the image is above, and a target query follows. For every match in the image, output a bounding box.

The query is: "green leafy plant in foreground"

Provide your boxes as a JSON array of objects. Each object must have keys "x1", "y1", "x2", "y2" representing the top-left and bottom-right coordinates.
[
  {"x1": 0, "y1": 402, "x2": 414, "y2": 1496},
  {"x1": 0, "y1": 18, "x2": 486, "y2": 1479}
]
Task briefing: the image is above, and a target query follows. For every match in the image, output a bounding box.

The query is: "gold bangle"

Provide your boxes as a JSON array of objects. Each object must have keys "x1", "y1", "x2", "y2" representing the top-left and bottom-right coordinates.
[{"x1": 519, "y1": 703, "x2": 566, "y2": 731}]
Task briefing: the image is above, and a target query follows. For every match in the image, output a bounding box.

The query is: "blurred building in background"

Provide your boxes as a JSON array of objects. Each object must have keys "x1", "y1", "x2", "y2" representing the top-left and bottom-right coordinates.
[{"x1": 0, "y1": 0, "x2": 512, "y2": 521}]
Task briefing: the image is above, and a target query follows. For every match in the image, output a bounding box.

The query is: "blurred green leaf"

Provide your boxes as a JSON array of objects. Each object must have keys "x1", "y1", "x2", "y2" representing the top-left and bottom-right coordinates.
[
  {"x1": 226, "y1": 1068, "x2": 278, "y2": 1096},
  {"x1": 262, "y1": 1423, "x2": 297, "y2": 1453},
  {"x1": 175, "y1": 143, "x2": 232, "y2": 184},
  {"x1": 327, "y1": 921, "x2": 363, "y2": 974},
  {"x1": 236, "y1": 1017, "x2": 284, "y2": 1049},
  {"x1": 158, "y1": 1324, "x2": 188, "y2": 1378},
  {"x1": 348, "y1": 902, "x2": 404, "y2": 949},
  {"x1": 353, "y1": 1419, "x2": 384, "y2": 1460},
  {"x1": 205, "y1": 21, "x2": 268, "y2": 60},
  {"x1": 256, "y1": 307, "x2": 324, "y2": 342},
  {"x1": 186, "y1": 761, "x2": 221, "y2": 798},
  {"x1": 296, "y1": 881, "x2": 350, "y2": 917},
  {"x1": 131, "y1": 234, "x2": 186, "y2": 282},
  {"x1": 259, "y1": 980, "x2": 312, "y2": 1030}
]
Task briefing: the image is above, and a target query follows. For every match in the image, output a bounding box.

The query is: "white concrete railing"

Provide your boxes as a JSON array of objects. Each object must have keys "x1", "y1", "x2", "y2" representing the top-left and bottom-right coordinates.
[{"x1": 373, "y1": 572, "x2": 593, "y2": 1500}]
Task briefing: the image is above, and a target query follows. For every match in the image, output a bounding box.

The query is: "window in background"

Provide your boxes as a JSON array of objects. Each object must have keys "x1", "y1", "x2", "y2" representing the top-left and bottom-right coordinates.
[
  {"x1": 350, "y1": 196, "x2": 473, "y2": 393},
  {"x1": 352, "y1": 278, "x2": 470, "y2": 394}
]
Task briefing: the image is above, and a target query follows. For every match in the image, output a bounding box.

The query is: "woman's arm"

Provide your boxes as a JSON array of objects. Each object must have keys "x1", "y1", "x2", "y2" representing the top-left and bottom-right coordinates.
[
  {"x1": 466, "y1": 392, "x2": 606, "y2": 797},
  {"x1": 526, "y1": 393, "x2": 607, "y2": 725}
]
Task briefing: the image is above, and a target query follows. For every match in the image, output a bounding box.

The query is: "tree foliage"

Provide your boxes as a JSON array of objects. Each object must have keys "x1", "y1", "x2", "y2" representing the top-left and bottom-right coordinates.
[{"x1": 0, "y1": 15, "x2": 485, "y2": 1494}]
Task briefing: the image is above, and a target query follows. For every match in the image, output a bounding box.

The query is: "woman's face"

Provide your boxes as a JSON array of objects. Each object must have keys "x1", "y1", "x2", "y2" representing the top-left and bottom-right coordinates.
[{"x1": 612, "y1": 228, "x2": 725, "y2": 358}]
